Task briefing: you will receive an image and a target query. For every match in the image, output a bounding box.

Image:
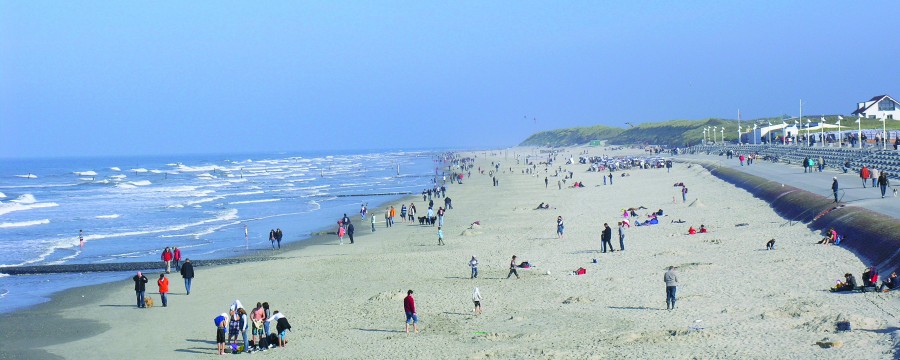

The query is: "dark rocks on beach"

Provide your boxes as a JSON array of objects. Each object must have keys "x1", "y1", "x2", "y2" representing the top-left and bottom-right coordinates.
[{"x1": 0, "y1": 257, "x2": 277, "y2": 275}]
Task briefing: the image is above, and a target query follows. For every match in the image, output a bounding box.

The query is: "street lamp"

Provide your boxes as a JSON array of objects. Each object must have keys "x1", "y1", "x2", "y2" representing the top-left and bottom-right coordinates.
[
  {"x1": 820, "y1": 116, "x2": 826, "y2": 148},
  {"x1": 857, "y1": 114, "x2": 863, "y2": 149},
  {"x1": 712, "y1": 126, "x2": 717, "y2": 144},
  {"x1": 721, "y1": 127, "x2": 725, "y2": 144},
  {"x1": 881, "y1": 114, "x2": 887, "y2": 150},
  {"x1": 702, "y1": 129, "x2": 707, "y2": 144},
  {"x1": 836, "y1": 116, "x2": 843, "y2": 147},
  {"x1": 737, "y1": 125, "x2": 742, "y2": 145},
  {"x1": 805, "y1": 118, "x2": 811, "y2": 147}
]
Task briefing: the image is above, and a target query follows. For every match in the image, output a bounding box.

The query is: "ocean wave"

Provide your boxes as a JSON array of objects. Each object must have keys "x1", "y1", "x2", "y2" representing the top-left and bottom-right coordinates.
[
  {"x1": 95, "y1": 214, "x2": 120, "y2": 219},
  {"x1": 109, "y1": 174, "x2": 127, "y2": 179},
  {"x1": 110, "y1": 167, "x2": 121, "y2": 171},
  {"x1": 14, "y1": 174, "x2": 38, "y2": 178},
  {"x1": 131, "y1": 168, "x2": 148, "y2": 173},
  {"x1": 228, "y1": 199, "x2": 281, "y2": 205},
  {"x1": 116, "y1": 183, "x2": 136, "y2": 189},
  {"x1": 0, "y1": 202, "x2": 59, "y2": 216},
  {"x1": 0, "y1": 192, "x2": 5, "y2": 199},
  {"x1": 182, "y1": 196, "x2": 225, "y2": 206},
  {"x1": 74, "y1": 170, "x2": 97, "y2": 176},
  {"x1": 130, "y1": 180, "x2": 152, "y2": 186},
  {"x1": 0, "y1": 219, "x2": 50, "y2": 228}
]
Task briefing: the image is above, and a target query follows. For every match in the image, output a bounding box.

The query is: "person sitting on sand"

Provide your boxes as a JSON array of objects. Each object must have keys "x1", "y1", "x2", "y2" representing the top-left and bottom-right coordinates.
[
  {"x1": 621, "y1": 219, "x2": 631, "y2": 228},
  {"x1": 766, "y1": 239, "x2": 776, "y2": 250},
  {"x1": 880, "y1": 272, "x2": 898, "y2": 292},
  {"x1": 832, "y1": 273, "x2": 858, "y2": 292},
  {"x1": 688, "y1": 226, "x2": 697, "y2": 235},
  {"x1": 862, "y1": 267, "x2": 878, "y2": 288},
  {"x1": 699, "y1": 225, "x2": 708, "y2": 233},
  {"x1": 817, "y1": 228, "x2": 837, "y2": 245},
  {"x1": 535, "y1": 203, "x2": 550, "y2": 210}
]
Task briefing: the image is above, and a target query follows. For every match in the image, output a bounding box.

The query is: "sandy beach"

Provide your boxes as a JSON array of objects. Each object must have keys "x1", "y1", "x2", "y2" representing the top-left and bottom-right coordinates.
[{"x1": 3, "y1": 147, "x2": 898, "y2": 360}]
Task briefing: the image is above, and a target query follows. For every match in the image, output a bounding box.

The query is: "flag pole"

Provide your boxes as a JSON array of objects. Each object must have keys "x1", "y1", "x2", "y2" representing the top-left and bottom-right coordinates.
[
  {"x1": 820, "y1": 116, "x2": 825, "y2": 147},
  {"x1": 858, "y1": 114, "x2": 863, "y2": 149}
]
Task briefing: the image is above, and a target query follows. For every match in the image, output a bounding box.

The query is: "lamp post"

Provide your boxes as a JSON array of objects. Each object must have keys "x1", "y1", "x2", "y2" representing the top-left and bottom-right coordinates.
[
  {"x1": 721, "y1": 127, "x2": 725, "y2": 144},
  {"x1": 836, "y1": 116, "x2": 843, "y2": 147},
  {"x1": 712, "y1": 126, "x2": 717, "y2": 144},
  {"x1": 737, "y1": 125, "x2": 742, "y2": 145},
  {"x1": 805, "y1": 118, "x2": 811, "y2": 147},
  {"x1": 782, "y1": 121, "x2": 787, "y2": 145},
  {"x1": 820, "y1": 116, "x2": 825, "y2": 148},
  {"x1": 858, "y1": 114, "x2": 863, "y2": 149},
  {"x1": 882, "y1": 114, "x2": 887, "y2": 150}
]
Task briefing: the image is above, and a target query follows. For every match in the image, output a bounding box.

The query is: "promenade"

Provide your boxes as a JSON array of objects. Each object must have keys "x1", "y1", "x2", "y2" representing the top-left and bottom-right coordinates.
[{"x1": 680, "y1": 153, "x2": 900, "y2": 220}]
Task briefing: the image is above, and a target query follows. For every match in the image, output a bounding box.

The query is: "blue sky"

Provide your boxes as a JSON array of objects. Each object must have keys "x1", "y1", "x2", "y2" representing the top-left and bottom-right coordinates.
[{"x1": 1, "y1": 1, "x2": 897, "y2": 157}]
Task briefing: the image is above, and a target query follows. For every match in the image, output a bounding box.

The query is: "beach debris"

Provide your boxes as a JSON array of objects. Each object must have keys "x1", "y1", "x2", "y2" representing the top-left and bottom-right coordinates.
[
  {"x1": 734, "y1": 223, "x2": 749, "y2": 227},
  {"x1": 688, "y1": 198, "x2": 705, "y2": 207},
  {"x1": 688, "y1": 319, "x2": 704, "y2": 331},
  {"x1": 816, "y1": 338, "x2": 844, "y2": 348}
]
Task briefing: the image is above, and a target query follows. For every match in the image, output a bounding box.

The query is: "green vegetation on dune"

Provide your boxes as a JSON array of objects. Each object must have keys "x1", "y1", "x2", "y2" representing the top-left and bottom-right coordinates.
[
  {"x1": 520, "y1": 125, "x2": 624, "y2": 146},
  {"x1": 520, "y1": 116, "x2": 900, "y2": 147}
]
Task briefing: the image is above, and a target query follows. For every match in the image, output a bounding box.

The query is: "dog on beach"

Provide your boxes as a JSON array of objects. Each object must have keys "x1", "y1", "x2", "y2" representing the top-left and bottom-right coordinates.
[
  {"x1": 894, "y1": 188, "x2": 898, "y2": 197},
  {"x1": 418, "y1": 216, "x2": 426, "y2": 225},
  {"x1": 144, "y1": 296, "x2": 154, "y2": 308}
]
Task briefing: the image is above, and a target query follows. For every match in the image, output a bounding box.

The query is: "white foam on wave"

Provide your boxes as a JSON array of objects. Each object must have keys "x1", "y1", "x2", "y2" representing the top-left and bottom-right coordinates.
[
  {"x1": 74, "y1": 170, "x2": 97, "y2": 176},
  {"x1": 131, "y1": 168, "x2": 148, "y2": 173},
  {"x1": 182, "y1": 196, "x2": 225, "y2": 207},
  {"x1": 116, "y1": 183, "x2": 137, "y2": 189},
  {"x1": 0, "y1": 219, "x2": 50, "y2": 228},
  {"x1": 0, "y1": 192, "x2": 5, "y2": 199},
  {"x1": 15, "y1": 174, "x2": 38, "y2": 178},
  {"x1": 109, "y1": 174, "x2": 127, "y2": 179},
  {"x1": 110, "y1": 167, "x2": 121, "y2": 171},
  {"x1": 229, "y1": 190, "x2": 264, "y2": 197},
  {"x1": 228, "y1": 199, "x2": 280, "y2": 205},
  {"x1": 130, "y1": 180, "x2": 152, "y2": 186},
  {"x1": 95, "y1": 214, "x2": 120, "y2": 219},
  {"x1": 10, "y1": 194, "x2": 36, "y2": 204},
  {"x1": 0, "y1": 201, "x2": 59, "y2": 216},
  {"x1": 79, "y1": 178, "x2": 94, "y2": 181}
]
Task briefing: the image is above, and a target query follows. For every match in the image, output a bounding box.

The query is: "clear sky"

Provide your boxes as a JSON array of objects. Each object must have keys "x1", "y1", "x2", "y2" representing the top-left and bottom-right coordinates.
[{"x1": 1, "y1": 1, "x2": 897, "y2": 158}]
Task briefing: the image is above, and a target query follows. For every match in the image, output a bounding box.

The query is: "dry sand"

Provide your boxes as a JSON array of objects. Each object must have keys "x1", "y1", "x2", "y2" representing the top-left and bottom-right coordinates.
[{"x1": 7, "y1": 147, "x2": 899, "y2": 359}]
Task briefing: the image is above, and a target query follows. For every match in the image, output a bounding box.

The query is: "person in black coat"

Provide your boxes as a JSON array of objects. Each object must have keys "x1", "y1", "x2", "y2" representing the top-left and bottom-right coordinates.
[
  {"x1": 180, "y1": 258, "x2": 195, "y2": 295},
  {"x1": 347, "y1": 223, "x2": 355, "y2": 244},
  {"x1": 133, "y1": 271, "x2": 148, "y2": 308},
  {"x1": 601, "y1": 223, "x2": 613, "y2": 253}
]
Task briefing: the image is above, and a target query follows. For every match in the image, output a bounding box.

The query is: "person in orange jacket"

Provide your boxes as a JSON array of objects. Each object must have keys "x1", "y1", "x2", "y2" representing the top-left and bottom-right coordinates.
[{"x1": 158, "y1": 273, "x2": 169, "y2": 307}]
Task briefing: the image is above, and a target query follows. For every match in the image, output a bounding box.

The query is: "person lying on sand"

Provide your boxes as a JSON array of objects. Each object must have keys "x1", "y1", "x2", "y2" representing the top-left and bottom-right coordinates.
[{"x1": 534, "y1": 203, "x2": 552, "y2": 210}]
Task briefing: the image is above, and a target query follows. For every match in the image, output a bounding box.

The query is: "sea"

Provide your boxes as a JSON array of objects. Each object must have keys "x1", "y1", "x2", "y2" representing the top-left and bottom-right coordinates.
[{"x1": 0, "y1": 149, "x2": 445, "y2": 313}]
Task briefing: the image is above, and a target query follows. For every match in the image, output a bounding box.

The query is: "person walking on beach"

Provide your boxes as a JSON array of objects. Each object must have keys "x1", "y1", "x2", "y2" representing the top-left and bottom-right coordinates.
[
  {"x1": 871, "y1": 168, "x2": 879, "y2": 188},
  {"x1": 469, "y1": 256, "x2": 479, "y2": 279},
  {"x1": 437, "y1": 226, "x2": 445, "y2": 246},
  {"x1": 239, "y1": 308, "x2": 250, "y2": 353},
  {"x1": 371, "y1": 212, "x2": 376, "y2": 232},
  {"x1": 860, "y1": 166, "x2": 870, "y2": 188},
  {"x1": 161, "y1": 247, "x2": 173, "y2": 273},
  {"x1": 79, "y1": 229, "x2": 84, "y2": 248},
  {"x1": 275, "y1": 228, "x2": 282, "y2": 249},
  {"x1": 157, "y1": 273, "x2": 169, "y2": 307},
  {"x1": 556, "y1": 216, "x2": 564, "y2": 238},
  {"x1": 180, "y1": 258, "x2": 194, "y2": 295},
  {"x1": 681, "y1": 186, "x2": 688, "y2": 203},
  {"x1": 832, "y1": 177, "x2": 840, "y2": 203},
  {"x1": 665, "y1": 266, "x2": 679, "y2": 310},
  {"x1": 269, "y1": 229, "x2": 276, "y2": 249},
  {"x1": 384, "y1": 208, "x2": 391, "y2": 228},
  {"x1": 878, "y1": 172, "x2": 891, "y2": 198},
  {"x1": 389, "y1": 206, "x2": 397, "y2": 226},
  {"x1": 133, "y1": 271, "x2": 148, "y2": 308},
  {"x1": 507, "y1": 255, "x2": 520, "y2": 279},
  {"x1": 347, "y1": 222, "x2": 355, "y2": 244},
  {"x1": 409, "y1": 203, "x2": 417, "y2": 221},
  {"x1": 618, "y1": 221, "x2": 626, "y2": 251},
  {"x1": 802, "y1": 156, "x2": 809, "y2": 173},
  {"x1": 173, "y1": 246, "x2": 181, "y2": 272},
  {"x1": 608, "y1": 172, "x2": 613, "y2": 185},
  {"x1": 601, "y1": 223, "x2": 613, "y2": 253},
  {"x1": 426, "y1": 206, "x2": 435, "y2": 226},
  {"x1": 437, "y1": 207, "x2": 445, "y2": 226},
  {"x1": 403, "y1": 290, "x2": 419, "y2": 334},
  {"x1": 472, "y1": 287, "x2": 483, "y2": 315},
  {"x1": 360, "y1": 203, "x2": 367, "y2": 220},
  {"x1": 545, "y1": 177, "x2": 548, "y2": 188},
  {"x1": 338, "y1": 220, "x2": 346, "y2": 245},
  {"x1": 400, "y1": 204, "x2": 407, "y2": 223}
]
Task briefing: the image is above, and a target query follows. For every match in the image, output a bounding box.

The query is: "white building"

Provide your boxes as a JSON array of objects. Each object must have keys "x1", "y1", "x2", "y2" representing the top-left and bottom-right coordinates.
[{"x1": 852, "y1": 94, "x2": 899, "y2": 119}]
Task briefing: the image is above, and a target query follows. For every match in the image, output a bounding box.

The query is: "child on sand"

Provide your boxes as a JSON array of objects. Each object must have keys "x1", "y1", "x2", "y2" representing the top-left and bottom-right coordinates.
[
  {"x1": 469, "y1": 256, "x2": 478, "y2": 279},
  {"x1": 437, "y1": 227, "x2": 445, "y2": 246},
  {"x1": 215, "y1": 312, "x2": 227, "y2": 355},
  {"x1": 472, "y1": 287, "x2": 482, "y2": 314},
  {"x1": 404, "y1": 290, "x2": 419, "y2": 334}
]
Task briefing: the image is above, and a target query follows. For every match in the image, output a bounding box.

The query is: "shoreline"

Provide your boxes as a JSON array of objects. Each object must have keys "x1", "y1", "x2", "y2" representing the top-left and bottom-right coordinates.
[
  {"x1": 3, "y1": 147, "x2": 897, "y2": 359},
  {"x1": 0, "y1": 179, "x2": 435, "y2": 359}
]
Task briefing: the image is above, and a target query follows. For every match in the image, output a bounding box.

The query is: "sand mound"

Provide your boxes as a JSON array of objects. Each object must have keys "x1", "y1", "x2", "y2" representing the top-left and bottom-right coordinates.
[{"x1": 368, "y1": 290, "x2": 406, "y2": 302}]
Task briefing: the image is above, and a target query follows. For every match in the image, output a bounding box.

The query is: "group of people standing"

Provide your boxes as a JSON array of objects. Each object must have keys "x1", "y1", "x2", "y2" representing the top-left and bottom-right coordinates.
[
  {"x1": 216, "y1": 300, "x2": 291, "y2": 355},
  {"x1": 859, "y1": 166, "x2": 892, "y2": 198},
  {"x1": 132, "y1": 257, "x2": 195, "y2": 308}
]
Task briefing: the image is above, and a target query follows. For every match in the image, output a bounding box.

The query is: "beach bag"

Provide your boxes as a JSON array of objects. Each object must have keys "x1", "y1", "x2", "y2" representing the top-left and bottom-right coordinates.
[
  {"x1": 834, "y1": 235, "x2": 843, "y2": 245},
  {"x1": 575, "y1": 267, "x2": 586, "y2": 275},
  {"x1": 258, "y1": 334, "x2": 269, "y2": 348},
  {"x1": 267, "y1": 333, "x2": 279, "y2": 345}
]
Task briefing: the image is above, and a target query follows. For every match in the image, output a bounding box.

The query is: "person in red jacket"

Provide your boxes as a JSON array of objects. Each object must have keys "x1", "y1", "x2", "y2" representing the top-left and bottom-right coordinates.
[
  {"x1": 161, "y1": 247, "x2": 173, "y2": 273},
  {"x1": 172, "y1": 246, "x2": 182, "y2": 272},
  {"x1": 403, "y1": 290, "x2": 418, "y2": 334},
  {"x1": 157, "y1": 273, "x2": 169, "y2": 307},
  {"x1": 860, "y1": 166, "x2": 870, "y2": 188}
]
